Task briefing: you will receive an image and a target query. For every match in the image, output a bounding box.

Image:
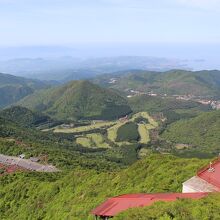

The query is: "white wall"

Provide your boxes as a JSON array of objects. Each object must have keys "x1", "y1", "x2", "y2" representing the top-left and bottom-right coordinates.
[{"x1": 182, "y1": 184, "x2": 199, "y2": 193}]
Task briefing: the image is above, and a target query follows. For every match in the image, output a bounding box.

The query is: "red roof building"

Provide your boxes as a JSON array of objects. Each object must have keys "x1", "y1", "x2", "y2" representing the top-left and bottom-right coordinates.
[
  {"x1": 92, "y1": 159, "x2": 220, "y2": 219},
  {"x1": 182, "y1": 158, "x2": 220, "y2": 193},
  {"x1": 91, "y1": 192, "x2": 208, "y2": 219},
  {"x1": 92, "y1": 158, "x2": 220, "y2": 219}
]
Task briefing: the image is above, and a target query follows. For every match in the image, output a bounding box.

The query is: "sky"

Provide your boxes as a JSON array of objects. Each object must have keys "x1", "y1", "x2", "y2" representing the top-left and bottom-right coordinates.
[{"x1": 0, "y1": 0, "x2": 220, "y2": 46}]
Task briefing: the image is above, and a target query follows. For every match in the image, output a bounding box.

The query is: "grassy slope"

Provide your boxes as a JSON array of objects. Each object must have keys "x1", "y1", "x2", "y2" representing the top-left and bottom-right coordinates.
[
  {"x1": 53, "y1": 111, "x2": 157, "y2": 148},
  {"x1": 76, "y1": 134, "x2": 110, "y2": 148},
  {"x1": 53, "y1": 121, "x2": 116, "y2": 133},
  {"x1": 0, "y1": 154, "x2": 208, "y2": 220},
  {"x1": 18, "y1": 80, "x2": 131, "y2": 120},
  {"x1": 138, "y1": 124, "x2": 150, "y2": 143}
]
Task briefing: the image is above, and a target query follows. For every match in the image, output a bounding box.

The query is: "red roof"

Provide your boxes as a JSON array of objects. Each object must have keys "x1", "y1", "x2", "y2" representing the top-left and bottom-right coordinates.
[
  {"x1": 197, "y1": 158, "x2": 220, "y2": 188},
  {"x1": 91, "y1": 193, "x2": 208, "y2": 217}
]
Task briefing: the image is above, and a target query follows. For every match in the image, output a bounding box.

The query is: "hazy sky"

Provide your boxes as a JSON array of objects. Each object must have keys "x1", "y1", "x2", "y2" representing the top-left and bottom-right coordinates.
[{"x1": 0, "y1": 0, "x2": 220, "y2": 46}]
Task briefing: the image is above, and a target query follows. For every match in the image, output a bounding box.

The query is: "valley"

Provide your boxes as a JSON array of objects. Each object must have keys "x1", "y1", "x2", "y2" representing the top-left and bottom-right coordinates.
[
  {"x1": 48, "y1": 111, "x2": 158, "y2": 148},
  {"x1": 2, "y1": 1, "x2": 220, "y2": 218},
  {"x1": 0, "y1": 70, "x2": 219, "y2": 219}
]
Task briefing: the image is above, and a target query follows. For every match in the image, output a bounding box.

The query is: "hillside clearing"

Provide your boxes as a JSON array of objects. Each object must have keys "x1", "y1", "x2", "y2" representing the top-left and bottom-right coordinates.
[
  {"x1": 138, "y1": 124, "x2": 150, "y2": 143},
  {"x1": 49, "y1": 112, "x2": 159, "y2": 148},
  {"x1": 53, "y1": 121, "x2": 116, "y2": 133}
]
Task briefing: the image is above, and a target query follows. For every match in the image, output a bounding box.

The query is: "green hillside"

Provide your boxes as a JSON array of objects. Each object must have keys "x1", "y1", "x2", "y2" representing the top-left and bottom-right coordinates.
[
  {"x1": 0, "y1": 106, "x2": 55, "y2": 128},
  {"x1": 0, "y1": 113, "x2": 126, "y2": 170},
  {"x1": 93, "y1": 70, "x2": 220, "y2": 97},
  {"x1": 128, "y1": 94, "x2": 211, "y2": 123},
  {"x1": 1, "y1": 71, "x2": 220, "y2": 220},
  {"x1": 0, "y1": 72, "x2": 49, "y2": 108},
  {"x1": 0, "y1": 108, "x2": 141, "y2": 169},
  {"x1": 161, "y1": 110, "x2": 220, "y2": 157},
  {"x1": 0, "y1": 154, "x2": 208, "y2": 220},
  {"x1": 18, "y1": 80, "x2": 131, "y2": 120}
]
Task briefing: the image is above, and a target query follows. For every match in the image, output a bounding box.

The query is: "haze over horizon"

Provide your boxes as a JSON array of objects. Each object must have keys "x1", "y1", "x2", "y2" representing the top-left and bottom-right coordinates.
[{"x1": 0, "y1": 0, "x2": 220, "y2": 69}]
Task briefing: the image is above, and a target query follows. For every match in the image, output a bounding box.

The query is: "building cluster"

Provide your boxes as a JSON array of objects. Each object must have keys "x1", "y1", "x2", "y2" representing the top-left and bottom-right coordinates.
[{"x1": 126, "y1": 88, "x2": 220, "y2": 110}]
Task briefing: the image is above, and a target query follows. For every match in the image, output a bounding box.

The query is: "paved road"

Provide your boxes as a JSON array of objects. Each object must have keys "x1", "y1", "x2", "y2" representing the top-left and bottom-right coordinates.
[{"x1": 0, "y1": 154, "x2": 59, "y2": 172}]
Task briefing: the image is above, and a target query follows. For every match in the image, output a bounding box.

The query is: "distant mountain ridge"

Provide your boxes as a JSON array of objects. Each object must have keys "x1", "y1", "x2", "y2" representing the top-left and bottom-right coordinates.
[
  {"x1": 0, "y1": 72, "x2": 50, "y2": 108},
  {"x1": 93, "y1": 69, "x2": 220, "y2": 97},
  {"x1": 0, "y1": 56, "x2": 188, "y2": 81},
  {"x1": 18, "y1": 80, "x2": 132, "y2": 120}
]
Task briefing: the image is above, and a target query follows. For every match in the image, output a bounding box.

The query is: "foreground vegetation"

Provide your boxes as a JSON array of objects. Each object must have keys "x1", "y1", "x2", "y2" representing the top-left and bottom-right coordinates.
[{"x1": 0, "y1": 154, "x2": 208, "y2": 220}]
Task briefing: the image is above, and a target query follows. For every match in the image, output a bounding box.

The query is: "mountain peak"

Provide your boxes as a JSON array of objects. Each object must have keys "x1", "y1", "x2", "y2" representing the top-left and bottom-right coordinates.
[{"x1": 18, "y1": 80, "x2": 131, "y2": 120}]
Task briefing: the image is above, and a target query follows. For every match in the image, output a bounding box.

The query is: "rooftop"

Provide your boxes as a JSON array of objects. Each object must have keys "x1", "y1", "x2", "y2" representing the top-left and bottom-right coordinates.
[
  {"x1": 197, "y1": 158, "x2": 220, "y2": 188},
  {"x1": 91, "y1": 193, "x2": 208, "y2": 217}
]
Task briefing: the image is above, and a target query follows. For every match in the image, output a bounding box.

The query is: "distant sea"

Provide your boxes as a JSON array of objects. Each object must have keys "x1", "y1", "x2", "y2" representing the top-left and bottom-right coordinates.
[{"x1": 0, "y1": 43, "x2": 219, "y2": 70}]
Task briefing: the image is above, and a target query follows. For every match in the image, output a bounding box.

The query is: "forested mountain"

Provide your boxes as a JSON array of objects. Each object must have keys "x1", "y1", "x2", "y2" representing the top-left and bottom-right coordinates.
[
  {"x1": 93, "y1": 70, "x2": 220, "y2": 97},
  {"x1": 18, "y1": 80, "x2": 132, "y2": 120},
  {"x1": 0, "y1": 72, "x2": 50, "y2": 108},
  {"x1": 161, "y1": 110, "x2": 220, "y2": 157},
  {"x1": 0, "y1": 106, "x2": 55, "y2": 128},
  {"x1": 128, "y1": 94, "x2": 211, "y2": 123}
]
